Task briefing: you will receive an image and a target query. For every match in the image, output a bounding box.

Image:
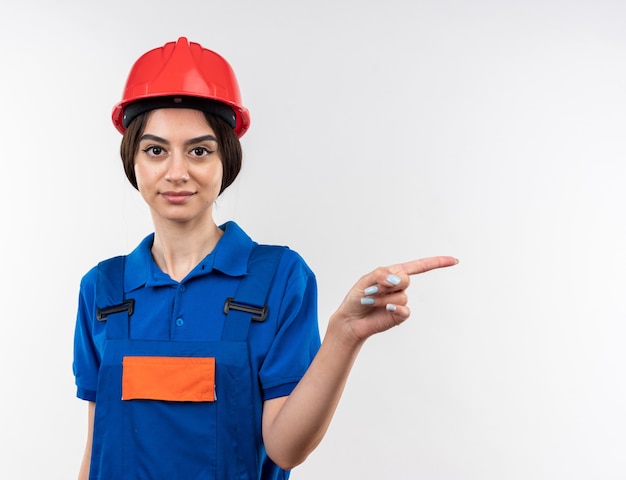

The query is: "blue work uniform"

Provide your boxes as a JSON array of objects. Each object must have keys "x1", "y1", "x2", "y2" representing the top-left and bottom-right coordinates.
[{"x1": 73, "y1": 221, "x2": 321, "y2": 479}]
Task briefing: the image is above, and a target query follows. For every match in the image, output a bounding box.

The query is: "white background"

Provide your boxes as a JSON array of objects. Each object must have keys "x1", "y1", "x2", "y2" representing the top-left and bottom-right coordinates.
[{"x1": 1, "y1": 1, "x2": 625, "y2": 478}]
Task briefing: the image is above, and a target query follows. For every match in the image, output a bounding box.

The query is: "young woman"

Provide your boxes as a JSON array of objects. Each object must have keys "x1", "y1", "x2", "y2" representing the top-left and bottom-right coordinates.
[{"x1": 73, "y1": 37, "x2": 458, "y2": 480}]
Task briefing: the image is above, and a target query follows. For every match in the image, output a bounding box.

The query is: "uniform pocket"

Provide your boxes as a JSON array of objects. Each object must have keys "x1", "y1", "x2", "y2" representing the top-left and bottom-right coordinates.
[{"x1": 122, "y1": 356, "x2": 215, "y2": 402}]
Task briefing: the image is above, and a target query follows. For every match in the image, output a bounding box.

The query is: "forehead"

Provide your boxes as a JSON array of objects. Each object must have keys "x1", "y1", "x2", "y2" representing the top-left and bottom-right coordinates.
[{"x1": 144, "y1": 108, "x2": 216, "y2": 137}]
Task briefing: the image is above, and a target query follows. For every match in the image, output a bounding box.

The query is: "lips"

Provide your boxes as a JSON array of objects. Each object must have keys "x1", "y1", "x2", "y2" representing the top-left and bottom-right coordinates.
[{"x1": 161, "y1": 191, "x2": 195, "y2": 204}]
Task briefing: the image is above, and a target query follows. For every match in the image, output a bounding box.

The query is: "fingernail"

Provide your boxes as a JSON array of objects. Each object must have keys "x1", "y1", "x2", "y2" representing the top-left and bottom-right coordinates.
[
  {"x1": 386, "y1": 274, "x2": 401, "y2": 285},
  {"x1": 363, "y1": 285, "x2": 379, "y2": 295},
  {"x1": 386, "y1": 304, "x2": 397, "y2": 312},
  {"x1": 361, "y1": 297, "x2": 375, "y2": 305}
]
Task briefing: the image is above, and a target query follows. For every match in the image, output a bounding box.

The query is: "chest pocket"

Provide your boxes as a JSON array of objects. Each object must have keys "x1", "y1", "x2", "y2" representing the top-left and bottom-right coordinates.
[{"x1": 122, "y1": 355, "x2": 216, "y2": 402}]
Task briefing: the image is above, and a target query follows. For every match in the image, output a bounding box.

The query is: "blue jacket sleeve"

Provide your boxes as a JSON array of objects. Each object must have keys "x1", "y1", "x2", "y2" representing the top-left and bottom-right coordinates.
[
  {"x1": 72, "y1": 266, "x2": 101, "y2": 402},
  {"x1": 259, "y1": 250, "x2": 321, "y2": 400}
]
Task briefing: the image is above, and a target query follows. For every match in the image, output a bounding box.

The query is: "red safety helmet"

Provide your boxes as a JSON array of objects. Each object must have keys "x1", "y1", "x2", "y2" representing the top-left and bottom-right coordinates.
[{"x1": 112, "y1": 37, "x2": 250, "y2": 137}]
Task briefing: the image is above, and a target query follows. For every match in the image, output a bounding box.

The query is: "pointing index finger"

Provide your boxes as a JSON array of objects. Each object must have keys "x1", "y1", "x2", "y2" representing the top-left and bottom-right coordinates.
[{"x1": 397, "y1": 256, "x2": 459, "y2": 276}]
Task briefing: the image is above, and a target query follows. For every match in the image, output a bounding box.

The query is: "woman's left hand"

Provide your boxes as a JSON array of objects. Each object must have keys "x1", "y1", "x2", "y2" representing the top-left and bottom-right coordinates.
[{"x1": 330, "y1": 256, "x2": 459, "y2": 345}]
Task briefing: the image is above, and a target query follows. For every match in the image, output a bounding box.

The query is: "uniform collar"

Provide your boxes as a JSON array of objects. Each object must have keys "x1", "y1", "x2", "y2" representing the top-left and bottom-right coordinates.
[{"x1": 124, "y1": 221, "x2": 256, "y2": 291}]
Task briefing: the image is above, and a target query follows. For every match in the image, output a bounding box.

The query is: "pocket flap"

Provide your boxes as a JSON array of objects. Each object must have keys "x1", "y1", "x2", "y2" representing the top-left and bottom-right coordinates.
[{"x1": 122, "y1": 356, "x2": 215, "y2": 402}]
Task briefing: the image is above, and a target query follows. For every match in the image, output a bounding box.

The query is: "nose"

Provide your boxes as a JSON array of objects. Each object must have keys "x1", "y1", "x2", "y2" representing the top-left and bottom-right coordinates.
[{"x1": 165, "y1": 150, "x2": 189, "y2": 183}]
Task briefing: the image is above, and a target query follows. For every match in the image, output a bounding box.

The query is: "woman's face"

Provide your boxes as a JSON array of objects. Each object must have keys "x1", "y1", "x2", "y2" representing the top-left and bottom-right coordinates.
[{"x1": 134, "y1": 108, "x2": 224, "y2": 227}]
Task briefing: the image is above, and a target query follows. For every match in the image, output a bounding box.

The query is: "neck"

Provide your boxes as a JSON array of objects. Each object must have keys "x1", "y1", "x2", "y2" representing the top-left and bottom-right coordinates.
[{"x1": 150, "y1": 218, "x2": 223, "y2": 282}]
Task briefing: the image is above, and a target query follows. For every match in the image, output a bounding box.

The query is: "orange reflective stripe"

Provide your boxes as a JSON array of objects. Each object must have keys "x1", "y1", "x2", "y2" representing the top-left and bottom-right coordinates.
[{"x1": 122, "y1": 356, "x2": 215, "y2": 402}]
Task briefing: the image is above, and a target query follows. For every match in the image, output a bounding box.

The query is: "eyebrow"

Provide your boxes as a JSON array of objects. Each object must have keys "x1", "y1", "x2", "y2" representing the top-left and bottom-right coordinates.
[{"x1": 140, "y1": 134, "x2": 218, "y2": 146}]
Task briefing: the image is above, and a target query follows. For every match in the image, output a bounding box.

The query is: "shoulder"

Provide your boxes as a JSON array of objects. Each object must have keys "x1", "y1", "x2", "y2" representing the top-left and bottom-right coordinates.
[
  {"x1": 77, "y1": 256, "x2": 124, "y2": 308},
  {"x1": 79, "y1": 233, "x2": 154, "y2": 292},
  {"x1": 221, "y1": 221, "x2": 315, "y2": 277},
  {"x1": 253, "y1": 245, "x2": 317, "y2": 304},
  {"x1": 80, "y1": 263, "x2": 99, "y2": 285},
  {"x1": 255, "y1": 244, "x2": 314, "y2": 277},
  {"x1": 79, "y1": 254, "x2": 126, "y2": 286}
]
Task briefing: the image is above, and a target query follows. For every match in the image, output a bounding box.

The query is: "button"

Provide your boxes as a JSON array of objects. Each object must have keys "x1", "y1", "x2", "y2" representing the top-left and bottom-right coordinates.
[
  {"x1": 176, "y1": 318, "x2": 184, "y2": 327},
  {"x1": 180, "y1": 285, "x2": 186, "y2": 292}
]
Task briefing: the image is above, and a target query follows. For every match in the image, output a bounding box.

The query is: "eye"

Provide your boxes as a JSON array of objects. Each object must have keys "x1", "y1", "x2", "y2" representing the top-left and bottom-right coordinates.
[
  {"x1": 189, "y1": 146, "x2": 214, "y2": 158},
  {"x1": 142, "y1": 145, "x2": 166, "y2": 157}
]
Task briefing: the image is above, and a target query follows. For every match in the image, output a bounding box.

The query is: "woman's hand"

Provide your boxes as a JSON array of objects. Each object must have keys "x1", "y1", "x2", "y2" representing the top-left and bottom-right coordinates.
[
  {"x1": 263, "y1": 255, "x2": 458, "y2": 469},
  {"x1": 330, "y1": 256, "x2": 459, "y2": 345}
]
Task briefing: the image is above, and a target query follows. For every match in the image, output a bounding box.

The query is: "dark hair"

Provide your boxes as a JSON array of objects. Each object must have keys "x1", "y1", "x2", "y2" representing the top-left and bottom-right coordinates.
[{"x1": 120, "y1": 109, "x2": 242, "y2": 194}]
